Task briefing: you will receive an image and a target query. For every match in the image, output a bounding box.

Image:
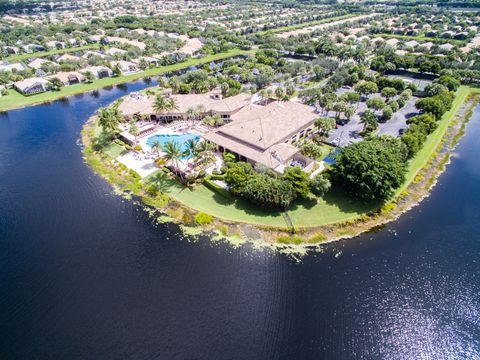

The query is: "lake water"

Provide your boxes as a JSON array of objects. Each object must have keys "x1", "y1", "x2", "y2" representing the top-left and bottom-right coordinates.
[{"x1": 1, "y1": 80, "x2": 479, "y2": 359}]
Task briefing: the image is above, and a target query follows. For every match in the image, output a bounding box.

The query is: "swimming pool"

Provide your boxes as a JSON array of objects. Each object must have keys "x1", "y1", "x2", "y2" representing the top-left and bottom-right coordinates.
[{"x1": 146, "y1": 132, "x2": 200, "y2": 159}]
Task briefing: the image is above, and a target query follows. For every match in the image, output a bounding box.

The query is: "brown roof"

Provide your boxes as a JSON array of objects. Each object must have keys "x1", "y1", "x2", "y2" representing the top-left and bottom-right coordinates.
[
  {"x1": 171, "y1": 92, "x2": 251, "y2": 113},
  {"x1": 216, "y1": 101, "x2": 318, "y2": 150},
  {"x1": 118, "y1": 91, "x2": 251, "y2": 116},
  {"x1": 204, "y1": 101, "x2": 318, "y2": 169}
]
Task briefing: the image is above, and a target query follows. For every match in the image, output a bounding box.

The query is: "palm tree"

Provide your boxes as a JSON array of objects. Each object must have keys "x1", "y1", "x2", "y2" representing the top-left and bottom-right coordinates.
[
  {"x1": 184, "y1": 138, "x2": 200, "y2": 167},
  {"x1": 153, "y1": 95, "x2": 167, "y2": 115},
  {"x1": 151, "y1": 140, "x2": 162, "y2": 157},
  {"x1": 129, "y1": 124, "x2": 140, "y2": 145},
  {"x1": 167, "y1": 97, "x2": 178, "y2": 113},
  {"x1": 162, "y1": 141, "x2": 184, "y2": 180},
  {"x1": 98, "y1": 107, "x2": 122, "y2": 137},
  {"x1": 186, "y1": 107, "x2": 198, "y2": 121},
  {"x1": 360, "y1": 110, "x2": 378, "y2": 133},
  {"x1": 197, "y1": 141, "x2": 217, "y2": 170}
]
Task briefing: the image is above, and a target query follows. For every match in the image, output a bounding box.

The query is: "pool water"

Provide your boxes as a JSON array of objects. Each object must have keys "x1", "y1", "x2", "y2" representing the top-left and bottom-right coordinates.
[{"x1": 146, "y1": 133, "x2": 200, "y2": 159}]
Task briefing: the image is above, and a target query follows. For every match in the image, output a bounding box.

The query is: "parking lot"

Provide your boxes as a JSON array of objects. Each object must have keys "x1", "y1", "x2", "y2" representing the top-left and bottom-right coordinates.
[{"x1": 326, "y1": 86, "x2": 420, "y2": 146}]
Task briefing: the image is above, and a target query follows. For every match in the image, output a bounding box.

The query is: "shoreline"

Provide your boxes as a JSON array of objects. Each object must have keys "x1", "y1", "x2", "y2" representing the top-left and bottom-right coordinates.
[
  {"x1": 81, "y1": 87, "x2": 479, "y2": 249},
  {"x1": 0, "y1": 48, "x2": 252, "y2": 113}
]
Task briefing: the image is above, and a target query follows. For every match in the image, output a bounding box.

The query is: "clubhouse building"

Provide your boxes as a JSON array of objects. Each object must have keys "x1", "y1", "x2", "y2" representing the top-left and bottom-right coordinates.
[{"x1": 118, "y1": 90, "x2": 319, "y2": 173}]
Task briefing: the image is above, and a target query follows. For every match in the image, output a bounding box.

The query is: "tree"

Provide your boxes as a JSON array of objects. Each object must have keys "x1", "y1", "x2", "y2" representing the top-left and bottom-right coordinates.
[
  {"x1": 151, "y1": 139, "x2": 162, "y2": 157},
  {"x1": 48, "y1": 77, "x2": 62, "y2": 91},
  {"x1": 275, "y1": 86, "x2": 285, "y2": 100},
  {"x1": 186, "y1": 107, "x2": 199, "y2": 120},
  {"x1": 355, "y1": 81, "x2": 378, "y2": 97},
  {"x1": 425, "y1": 83, "x2": 449, "y2": 97},
  {"x1": 333, "y1": 136, "x2": 408, "y2": 201},
  {"x1": 97, "y1": 107, "x2": 122, "y2": 136},
  {"x1": 310, "y1": 173, "x2": 331, "y2": 197},
  {"x1": 153, "y1": 95, "x2": 168, "y2": 117},
  {"x1": 184, "y1": 138, "x2": 200, "y2": 166},
  {"x1": 283, "y1": 166, "x2": 311, "y2": 199},
  {"x1": 242, "y1": 174, "x2": 296, "y2": 208},
  {"x1": 83, "y1": 70, "x2": 95, "y2": 83},
  {"x1": 315, "y1": 117, "x2": 335, "y2": 136},
  {"x1": 162, "y1": 141, "x2": 184, "y2": 180},
  {"x1": 437, "y1": 75, "x2": 460, "y2": 91},
  {"x1": 167, "y1": 97, "x2": 179, "y2": 112},
  {"x1": 286, "y1": 84, "x2": 295, "y2": 98},
  {"x1": 112, "y1": 64, "x2": 122, "y2": 77},
  {"x1": 360, "y1": 110, "x2": 378, "y2": 133},
  {"x1": 344, "y1": 105, "x2": 355, "y2": 121},
  {"x1": 382, "y1": 106, "x2": 394, "y2": 121},
  {"x1": 381, "y1": 87, "x2": 397, "y2": 100},
  {"x1": 224, "y1": 161, "x2": 254, "y2": 195},
  {"x1": 366, "y1": 97, "x2": 386, "y2": 111},
  {"x1": 129, "y1": 124, "x2": 140, "y2": 144}
]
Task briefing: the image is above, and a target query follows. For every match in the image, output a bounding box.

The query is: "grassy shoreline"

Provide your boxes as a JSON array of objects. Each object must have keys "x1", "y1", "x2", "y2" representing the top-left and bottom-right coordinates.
[
  {"x1": 3, "y1": 44, "x2": 101, "y2": 62},
  {"x1": 0, "y1": 48, "x2": 253, "y2": 112},
  {"x1": 81, "y1": 85, "x2": 477, "y2": 244}
]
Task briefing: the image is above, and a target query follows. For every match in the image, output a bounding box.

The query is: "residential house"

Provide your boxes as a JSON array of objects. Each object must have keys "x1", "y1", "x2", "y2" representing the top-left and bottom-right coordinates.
[
  {"x1": 14, "y1": 77, "x2": 49, "y2": 94},
  {"x1": 57, "y1": 53, "x2": 81, "y2": 62},
  {"x1": 0, "y1": 61, "x2": 25, "y2": 72},
  {"x1": 111, "y1": 60, "x2": 138, "y2": 74},
  {"x1": 28, "y1": 58, "x2": 55, "y2": 70},
  {"x1": 81, "y1": 65, "x2": 113, "y2": 79},
  {"x1": 49, "y1": 71, "x2": 85, "y2": 85},
  {"x1": 106, "y1": 47, "x2": 127, "y2": 57}
]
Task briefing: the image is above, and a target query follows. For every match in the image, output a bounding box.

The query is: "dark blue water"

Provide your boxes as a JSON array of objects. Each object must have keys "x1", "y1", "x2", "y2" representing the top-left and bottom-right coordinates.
[{"x1": 1, "y1": 81, "x2": 479, "y2": 359}]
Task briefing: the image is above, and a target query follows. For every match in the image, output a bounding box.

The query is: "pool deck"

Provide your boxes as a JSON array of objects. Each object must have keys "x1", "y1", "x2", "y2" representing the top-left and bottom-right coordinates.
[
  {"x1": 116, "y1": 124, "x2": 215, "y2": 178},
  {"x1": 117, "y1": 151, "x2": 160, "y2": 178}
]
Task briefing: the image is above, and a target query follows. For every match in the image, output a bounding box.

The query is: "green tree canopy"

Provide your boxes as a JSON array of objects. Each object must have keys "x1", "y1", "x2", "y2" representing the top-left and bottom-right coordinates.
[{"x1": 333, "y1": 136, "x2": 408, "y2": 201}]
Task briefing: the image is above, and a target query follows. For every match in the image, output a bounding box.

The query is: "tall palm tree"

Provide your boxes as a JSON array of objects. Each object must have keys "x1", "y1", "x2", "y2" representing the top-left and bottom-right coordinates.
[
  {"x1": 153, "y1": 95, "x2": 168, "y2": 121},
  {"x1": 151, "y1": 139, "x2": 162, "y2": 157},
  {"x1": 186, "y1": 107, "x2": 198, "y2": 120},
  {"x1": 98, "y1": 107, "x2": 122, "y2": 137},
  {"x1": 197, "y1": 141, "x2": 217, "y2": 170},
  {"x1": 129, "y1": 124, "x2": 140, "y2": 145},
  {"x1": 162, "y1": 141, "x2": 184, "y2": 180},
  {"x1": 167, "y1": 97, "x2": 179, "y2": 113},
  {"x1": 184, "y1": 138, "x2": 200, "y2": 167}
]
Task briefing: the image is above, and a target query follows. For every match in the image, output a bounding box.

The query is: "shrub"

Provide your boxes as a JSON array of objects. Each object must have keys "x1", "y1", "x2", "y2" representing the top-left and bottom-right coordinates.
[
  {"x1": 311, "y1": 173, "x2": 331, "y2": 196},
  {"x1": 277, "y1": 235, "x2": 303, "y2": 245},
  {"x1": 194, "y1": 212, "x2": 213, "y2": 225},
  {"x1": 203, "y1": 177, "x2": 231, "y2": 198}
]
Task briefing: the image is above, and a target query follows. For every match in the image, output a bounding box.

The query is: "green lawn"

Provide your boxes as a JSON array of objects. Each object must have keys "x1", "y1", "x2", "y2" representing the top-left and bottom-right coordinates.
[
  {"x1": 3, "y1": 44, "x2": 100, "y2": 62},
  {"x1": 148, "y1": 172, "x2": 375, "y2": 228},
  {"x1": 255, "y1": 14, "x2": 360, "y2": 36},
  {"x1": 0, "y1": 48, "x2": 253, "y2": 112},
  {"x1": 396, "y1": 85, "x2": 474, "y2": 195}
]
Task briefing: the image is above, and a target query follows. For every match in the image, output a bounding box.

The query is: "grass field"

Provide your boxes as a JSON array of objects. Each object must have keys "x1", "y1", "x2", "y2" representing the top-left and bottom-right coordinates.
[
  {"x1": 0, "y1": 48, "x2": 253, "y2": 112},
  {"x1": 3, "y1": 44, "x2": 100, "y2": 62},
  {"x1": 254, "y1": 14, "x2": 359, "y2": 36},
  {"x1": 150, "y1": 175, "x2": 377, "y2": 228}
]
